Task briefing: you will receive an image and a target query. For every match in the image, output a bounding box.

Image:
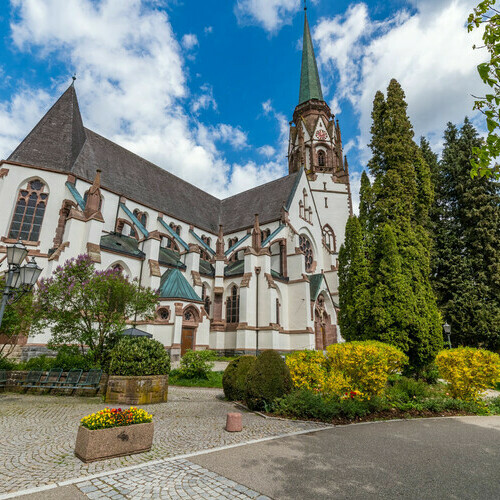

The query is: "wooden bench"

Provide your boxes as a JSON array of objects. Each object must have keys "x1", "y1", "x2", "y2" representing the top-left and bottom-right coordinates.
[{"x1": 0, "y1": 370, "x2": 7, "y2": 388}]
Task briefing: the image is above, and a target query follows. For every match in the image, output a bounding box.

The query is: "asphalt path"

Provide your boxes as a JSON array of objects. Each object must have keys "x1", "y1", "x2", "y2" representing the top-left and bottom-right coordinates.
[{"x1": 191, "y1": 416, "x2": 500, "y2": 500}]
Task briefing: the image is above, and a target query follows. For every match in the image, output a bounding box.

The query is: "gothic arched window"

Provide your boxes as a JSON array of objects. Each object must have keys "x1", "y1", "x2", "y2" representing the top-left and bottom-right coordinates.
[
  {"x1": 226, "y1": 285, "x2": 240, "y2": 323},
  {"x1": 323, "y1": 225, "x2": 336, "y2": 253},
  {"x1": 299, "y1": 234, "x2": 314, "y2": 272},
  {"x1": 170, "y1": 222, "x2": 181, "y2": 235},
  {"x1": 202, "y1": 283, "x2": 211, "y2": 316},
  {"x1": 9, "y1": 179, "x2": 48, "y2": 242},
  {"x1": 317, "y1": 150, "x2": 325, "y2": 167},
  {"x1": 260, "y1": 229, "x2": 271, "y2": 242}
]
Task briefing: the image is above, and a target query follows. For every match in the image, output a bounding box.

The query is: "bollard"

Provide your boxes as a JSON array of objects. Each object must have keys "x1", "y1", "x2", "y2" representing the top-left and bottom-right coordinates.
[{"x1": 225, "y1": 412, "x2": 243, "y2": 432}]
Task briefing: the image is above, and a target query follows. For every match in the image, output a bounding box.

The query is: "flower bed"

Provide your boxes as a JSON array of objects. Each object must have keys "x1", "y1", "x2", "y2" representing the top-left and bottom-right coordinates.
[
  {"x1": 75, "y1": 407, "x2": 154, "y2": 462},
  {"x1": 80, "y1": 407, "x2": 152, "y2": 430}
]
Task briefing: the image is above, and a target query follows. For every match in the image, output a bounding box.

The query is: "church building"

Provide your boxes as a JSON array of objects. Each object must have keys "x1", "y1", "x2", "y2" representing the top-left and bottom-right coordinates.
[{"x1": 0, "y1": 11, "x2": 352, "y2": 360}]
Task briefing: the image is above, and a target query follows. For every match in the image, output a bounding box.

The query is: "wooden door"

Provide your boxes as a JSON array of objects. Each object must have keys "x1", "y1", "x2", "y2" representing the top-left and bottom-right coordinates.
[{"x1": 181, "y1": 328, "x2": 194, "y2": 356}]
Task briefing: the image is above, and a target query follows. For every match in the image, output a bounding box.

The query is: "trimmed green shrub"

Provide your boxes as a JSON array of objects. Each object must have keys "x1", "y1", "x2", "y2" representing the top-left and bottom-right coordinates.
[
  {"x1": 245, "y1": 350, "x2": 292, "y2": 411},
  {"x1": 223, "y1": 355, "x2": 256, "y2": 400},
  {"x1": 179, "y1": 350, "x2": 217, "y2": 379},
  {"x1": 109, "y1": 337, "x2": 170, "y2": 376}
]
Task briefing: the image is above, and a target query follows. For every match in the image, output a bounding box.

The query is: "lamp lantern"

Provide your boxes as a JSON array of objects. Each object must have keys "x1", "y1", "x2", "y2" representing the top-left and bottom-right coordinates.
[{"x1": 6, "y1": 240, "x2": 28, "y2": 267}]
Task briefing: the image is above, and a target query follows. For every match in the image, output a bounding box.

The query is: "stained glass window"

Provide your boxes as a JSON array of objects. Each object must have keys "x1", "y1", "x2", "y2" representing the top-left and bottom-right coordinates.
[
  {"x1": 9, "y1": 180, "x2": 48, "y2": 242},
  {"x1": 299, "y1": 234, "x2": 314, "y2": 272}
]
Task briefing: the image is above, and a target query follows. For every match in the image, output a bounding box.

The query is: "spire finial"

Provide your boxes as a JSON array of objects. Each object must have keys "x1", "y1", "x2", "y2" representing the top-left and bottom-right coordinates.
[
  {"x1": 71, "y1": 74, "x2": 76, "y2": 86},
  {"x1": 304, "y1": 0, "x2": 307, "y2": 11}
]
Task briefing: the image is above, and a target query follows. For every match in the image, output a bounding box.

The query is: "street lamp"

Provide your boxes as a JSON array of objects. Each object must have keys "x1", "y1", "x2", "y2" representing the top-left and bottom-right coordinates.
[
  {"x1": 443, "y1": 322, "x2": 451, "y2": 349},
  {"x1": 0, "y1": 241, "x2": 43, "y2": 328}
]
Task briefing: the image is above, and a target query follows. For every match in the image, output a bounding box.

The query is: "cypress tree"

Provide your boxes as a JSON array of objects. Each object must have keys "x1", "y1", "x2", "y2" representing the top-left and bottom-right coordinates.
[
  {"x1": 432, "y1": 119, "x2": 500, "y2": 351},
  {"x1": 339, "y1": 78, "x2": 443, "y2": 370},
  {"x1": 358, "y1": 171, "x2": 373, "y2": 234},
  {"x1": 338, "y1": 216, "x2": 370, "y2": 341}
]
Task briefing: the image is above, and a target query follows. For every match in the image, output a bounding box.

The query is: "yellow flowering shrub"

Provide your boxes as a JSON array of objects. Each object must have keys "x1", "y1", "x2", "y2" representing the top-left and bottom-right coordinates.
[
  {"x1": 435, "y1": 347, "x2": 500, "y2": 401},
  {"x1": 286, "y1": 350, "x2": 327, "y2": 392},
  {"x1": 80, "y1": 407, "x2": 153, "y2": 430},
  {"x1": 325, "y1": 341, "x2": 408, "y2": 396},
  {"x1": 321, "y1": 370, "x2": 350, "y2": 398}
]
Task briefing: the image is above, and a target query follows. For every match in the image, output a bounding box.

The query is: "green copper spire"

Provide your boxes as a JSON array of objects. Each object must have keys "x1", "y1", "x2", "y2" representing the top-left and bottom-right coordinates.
[{"x1": 298, "y1": 10, "x2": 324, "y2": 104}]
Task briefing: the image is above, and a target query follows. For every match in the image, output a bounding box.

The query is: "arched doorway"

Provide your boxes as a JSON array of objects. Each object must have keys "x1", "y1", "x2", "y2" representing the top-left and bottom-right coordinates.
[
  {"x1": 181, "y1": 306, "x2": 200, "y2": 356},
  {"x1": 314, "y1": 294, "x2": 337, "y2": 350}
]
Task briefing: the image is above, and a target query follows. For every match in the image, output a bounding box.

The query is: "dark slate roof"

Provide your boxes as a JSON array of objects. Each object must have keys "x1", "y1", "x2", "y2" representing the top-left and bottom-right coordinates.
[
  {"x1": 159, "y1": 268, "x2": 201, "y2": 301},
  {"x1": 7, "y1": 85, "x2": 301, "y2": 234},
  {"x1": 8, "y1": 84, "x2": 86, "y2": 172},
  {"x1": 100, "y1": 234, "x2": 145, "y2": 259},
  {"x1": 220, "y1": 173, "x2": 299, "y2": 232}
]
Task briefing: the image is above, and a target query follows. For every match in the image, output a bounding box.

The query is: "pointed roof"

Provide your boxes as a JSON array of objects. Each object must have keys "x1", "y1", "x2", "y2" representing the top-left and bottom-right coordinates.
[
  {"x1": 298, "y1": 11, "x2": 324, "y2": 105},
  {"x1": 9, "y1": 83, "x2": 86, "y2": 171},
  {"x1": 159, "y1": 268, "x2": 202, "y2": 302}
]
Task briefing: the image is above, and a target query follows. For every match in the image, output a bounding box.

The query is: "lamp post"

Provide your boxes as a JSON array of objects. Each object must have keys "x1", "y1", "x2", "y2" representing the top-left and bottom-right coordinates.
[
  {"x1": 443, "y1": 322, "x2": 451, "y2": 349},
  {"x1": 0, "y1": 241, "x2": 43, "y2": 329}
]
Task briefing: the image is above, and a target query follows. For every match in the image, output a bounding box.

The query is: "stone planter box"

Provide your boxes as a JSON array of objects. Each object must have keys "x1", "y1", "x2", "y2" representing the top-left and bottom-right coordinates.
[
  {"x1": 105, "y1": 374, "x2": 168, "y2": 405},
  {"x1": 74, "y1": 422, "x2": 154, "y2": 462}
]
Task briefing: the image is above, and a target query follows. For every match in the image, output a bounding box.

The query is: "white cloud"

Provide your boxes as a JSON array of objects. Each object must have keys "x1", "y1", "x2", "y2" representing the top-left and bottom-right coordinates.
[
  {"x1": 0, "y1": 87, "x2": 52, "y2": 160},
  {"x1": 204, "y1": 26, "x2": 213, "y2": 35},
  {"x1": 260, "y1": 99, "x2": 289, "y2": 158},
  {"x1": 191, "y1": 83, "x2": 217, "y2": 114},
  {"x1": 258, "y1": 145, "x2": 276, "y2": 157},
  {"x1": 181, "y1": 33, "x2": 198, "y2": 50},
  {"x1": 235, "y1": 0, "x2": 299, "y2": 33},
  {"x1": 2, "y1": 0, "x2": 288, "y2": 200},
  {"x1": 314, "y1": 0, "x2": 486, "y2": 162},
  {"x1": 206, "y1": 124, "x2": 249, "y2": 150}
]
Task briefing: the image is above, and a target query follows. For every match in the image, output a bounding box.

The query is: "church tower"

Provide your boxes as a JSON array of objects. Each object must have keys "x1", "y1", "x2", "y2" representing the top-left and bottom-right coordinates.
[{"x1": 288, "y1": 7, "x2": 350, "y2": 188}]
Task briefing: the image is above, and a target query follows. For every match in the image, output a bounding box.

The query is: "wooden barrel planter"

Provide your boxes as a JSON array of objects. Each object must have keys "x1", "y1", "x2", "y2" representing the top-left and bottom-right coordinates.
[{"x1": 105, "y1": 374, "x2": 168, "y2": 405}]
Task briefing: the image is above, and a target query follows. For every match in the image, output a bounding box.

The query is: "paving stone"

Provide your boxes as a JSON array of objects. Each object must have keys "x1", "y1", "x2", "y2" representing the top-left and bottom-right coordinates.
[{"x1": 0, "y1": 387, "x2": 320, "y2": 497}]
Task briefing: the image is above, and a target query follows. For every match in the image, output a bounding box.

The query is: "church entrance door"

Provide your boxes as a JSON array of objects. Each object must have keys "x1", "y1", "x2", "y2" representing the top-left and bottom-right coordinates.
[
  {"x1": 314, "y1": 294, "x2": 336, "y2": 350},
  {"x1": 181, "y1": 328, "x2": 194, "y2": 356}
]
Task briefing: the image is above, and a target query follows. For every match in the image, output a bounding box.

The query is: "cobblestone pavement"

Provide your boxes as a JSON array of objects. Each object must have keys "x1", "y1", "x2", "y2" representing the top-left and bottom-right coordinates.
[
  {"x1": 74, "y1": 459, "x2": 269, "y2": 499},
  {"x1": 0, "y1": 387, "x2": 323, "y2": 495}
]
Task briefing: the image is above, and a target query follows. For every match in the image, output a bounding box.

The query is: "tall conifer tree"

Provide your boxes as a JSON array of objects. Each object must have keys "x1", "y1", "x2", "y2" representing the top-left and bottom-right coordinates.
[
  {"x1": 432, "y1": 119, "x2": 500, "y2": 350},
  {"x1": 338, "y1": 216, "x2": 370, "y2": 341},
  {"x1": 339, "y1": 79, "x2": 442, "y2": 370}
]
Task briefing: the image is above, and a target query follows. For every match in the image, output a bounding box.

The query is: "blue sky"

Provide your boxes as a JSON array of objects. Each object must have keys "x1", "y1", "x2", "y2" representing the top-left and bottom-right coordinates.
[{"x1": 0, "y1": 0, "x2": 486, "y2": 209}]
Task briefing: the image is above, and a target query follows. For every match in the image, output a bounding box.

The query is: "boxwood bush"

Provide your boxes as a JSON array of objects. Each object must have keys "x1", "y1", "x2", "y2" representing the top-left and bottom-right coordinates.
[
  {"x1": 109, "y1": 337, "x2": 170, "y2": 376},
  {"x1": 222, "y1": 355, "x2": 256, "y2": 400},
  {"x1": 245, "y1": 350, "x2": 292, "y2": 411}
]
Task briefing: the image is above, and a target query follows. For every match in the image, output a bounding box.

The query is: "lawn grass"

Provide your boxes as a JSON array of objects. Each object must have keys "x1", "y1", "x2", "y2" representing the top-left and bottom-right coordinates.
[{"x1": 169, "y1": 370, "x2": 223, "y2": 388}]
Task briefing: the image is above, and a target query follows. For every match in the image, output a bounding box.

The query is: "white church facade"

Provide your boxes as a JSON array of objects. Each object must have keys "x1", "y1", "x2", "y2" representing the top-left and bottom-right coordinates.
[{"x1": 0, "y1": 12, "x2": 352, "y2": 360}]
